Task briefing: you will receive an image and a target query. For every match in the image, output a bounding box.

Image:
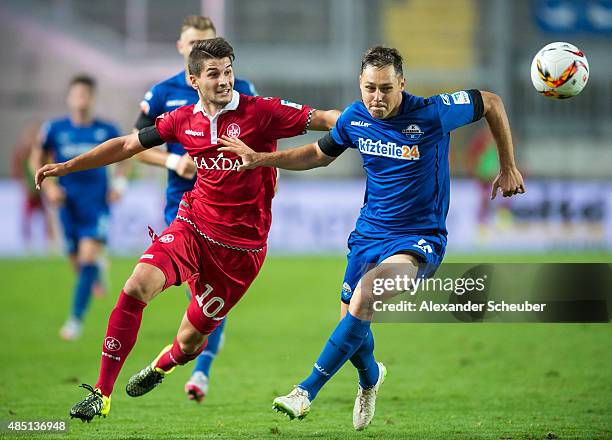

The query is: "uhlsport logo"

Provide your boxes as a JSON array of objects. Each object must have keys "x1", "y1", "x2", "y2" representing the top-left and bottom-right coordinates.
[
  {"x1": 226, "y1": 123, "x2": 241, "y2": 137},
  {"x1": 159, "y1": 234, "x2": 174, "y2": 244},
  {"x1": 104, "y1": 337, "x2": 121, "y2": 352},
  {"x1": 357, "y1": 138, "x2": 420, "y2": 161},
  {"x1": 185, "y1": 129, "x2": 205, "y2": 137},
  {"x1": 402, "y1": 124, "x2": 424, "y2": 141}
]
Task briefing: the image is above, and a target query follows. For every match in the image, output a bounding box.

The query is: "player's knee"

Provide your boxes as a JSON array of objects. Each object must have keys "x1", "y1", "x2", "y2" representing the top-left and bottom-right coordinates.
[
  {"x1": 77, "y1": 238, "x2": 102, "y2": 264},
  {"x1": 123, "y1": 264, "x2": 166, "y2": 303},
  {"x1": 350, "y1": 287, "x2": 376, "y2": 315},
  {"x1": 177, "y1": 328, "x2": 206, "y2": 355},
  {"x1": 123, "y1": 276, "x2": 152, "y2": 303}
]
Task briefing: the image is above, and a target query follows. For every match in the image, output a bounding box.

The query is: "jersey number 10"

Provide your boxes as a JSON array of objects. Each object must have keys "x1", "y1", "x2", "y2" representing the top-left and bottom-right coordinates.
[{"x1": 195, "y1": 284, "x2": 225, "y2": 318}]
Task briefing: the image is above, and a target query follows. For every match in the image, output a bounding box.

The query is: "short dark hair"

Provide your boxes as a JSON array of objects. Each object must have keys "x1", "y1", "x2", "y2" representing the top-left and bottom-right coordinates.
[
  {"x1": 181, "y1": 15, "x2": 216, "y2": 35},
  {"x1": 188, "y1": 37, "x2": 235, "y2": 77},
  {"x1": 360, "y1": 46, "x2": 403, "y2": 77},
  {"x1": 69, "y1": 74, "x2": 96, "y2": 91}
]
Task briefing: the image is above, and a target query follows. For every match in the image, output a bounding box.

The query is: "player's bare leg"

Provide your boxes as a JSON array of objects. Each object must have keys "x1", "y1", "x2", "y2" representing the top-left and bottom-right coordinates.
[
  {"x1": 348, "y1": 254, "x2": 416, "y2": 430},
  {"x1": 126, "y1": 313, "x2": 209, "y2": 397},
  {"x1": 60, "y1": 238, "x2": 104, "y2": 340},
  {"x1": 69, "y1": 263, "x2": 165, "y2": 422},
  {"x1": 274, "y1": 254, "x2": 415, "y2": 428}
]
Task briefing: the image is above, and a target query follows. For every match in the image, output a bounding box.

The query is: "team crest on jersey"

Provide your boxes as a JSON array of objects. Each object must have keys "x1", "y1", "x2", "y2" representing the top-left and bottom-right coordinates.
[
  {"x1": 159, "y1": 234, "x2": 174, "y2": 244},
  {"x1": 94, "y1": 128, "x2": 108, "y2": 142},
  {"x1": 226, "y1": 123, "x2": 241, "y2": 138},
  {"x1": 402, "y1": 124, "x2": 424, "y2": 141},
  {"x1": 440, "y1": 94, "x2": 451, "y2": 106},
  {"x1": 341, "y1": 282, "x2": 353, "y2": 300}
]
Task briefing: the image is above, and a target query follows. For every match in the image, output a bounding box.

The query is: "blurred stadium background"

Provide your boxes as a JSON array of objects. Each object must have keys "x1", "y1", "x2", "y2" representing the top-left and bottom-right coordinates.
[{"x1": 0, "y1": 0, "x2": 610, "y2": 257}]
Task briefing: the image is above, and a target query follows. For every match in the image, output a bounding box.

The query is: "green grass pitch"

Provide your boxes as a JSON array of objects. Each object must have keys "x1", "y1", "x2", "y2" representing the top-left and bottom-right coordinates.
[{"x1": 1, "y1": 254, "x2": 610, "y2": 439}]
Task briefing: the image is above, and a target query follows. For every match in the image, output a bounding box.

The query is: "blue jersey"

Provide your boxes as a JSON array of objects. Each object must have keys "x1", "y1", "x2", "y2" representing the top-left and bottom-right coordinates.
[
  {"x1": 41, "y1": 117, "x2": 119, "y2": 252},
  {"x1": 40, "y1": 117, "x2": 119, "y2": 199},
  {"x1": 139, "y1": 70, "x2": 257, "y2": 224},
  {"x1": 328, "y1": 90, "x2": 483, "y2": 238}
]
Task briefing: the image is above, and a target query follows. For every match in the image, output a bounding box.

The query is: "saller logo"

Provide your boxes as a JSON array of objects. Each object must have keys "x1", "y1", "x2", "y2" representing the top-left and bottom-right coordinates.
[{"x1": 357, "y1": 138, "x2": 420, "y2": 161}]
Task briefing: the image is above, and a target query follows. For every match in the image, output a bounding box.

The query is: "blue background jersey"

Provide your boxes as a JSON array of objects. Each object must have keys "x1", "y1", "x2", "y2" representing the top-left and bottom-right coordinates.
[
  {"x1": 330, "y1": 90, "x2": 482, "y2": 238},
  {"x1": 140, "y1": 70, "x2": 258, "y2": 225},
  {"x1": 41, "y1": 117, "x2": 120, "y2": 252},
  {"x1": 41, "y1": 117, "x2": 119, "y2": 199}
]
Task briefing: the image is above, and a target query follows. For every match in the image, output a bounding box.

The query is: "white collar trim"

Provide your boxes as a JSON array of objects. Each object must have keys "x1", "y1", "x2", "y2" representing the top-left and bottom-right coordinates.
[{"x1": 193, "y1": 90, "x2": 240, "y2": 116}]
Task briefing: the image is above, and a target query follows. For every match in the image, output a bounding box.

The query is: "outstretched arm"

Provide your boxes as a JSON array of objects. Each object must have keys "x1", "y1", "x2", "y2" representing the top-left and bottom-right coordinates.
[
  {"x1": 481, "y1": 91, "x2": 526, "y2": 199},
  {"x1": 35, "y1": 132, "x2": 146, "y2": 189},
  {"x1": 218, "y1": 136, "x2": 336, "y2": 171},
  {"x1": 131, "y1": 127, "x2": 196, "y2": 179},
  {"x1": 309, "y1": 109, "x2": 342, "y2": 131}
]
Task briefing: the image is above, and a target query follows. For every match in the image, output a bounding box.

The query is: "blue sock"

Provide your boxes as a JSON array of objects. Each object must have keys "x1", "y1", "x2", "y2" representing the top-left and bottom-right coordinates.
[
  {"x1": 192, "y1": 318, "x2": 226, "y2": 377},
  {"x1": 71, "y1": 263, "x2": 99, "y2": 320},
  {"x1": 349, "y1": 329, "x2": 380, "y2": 388},
  {"x1": 299, "y1": 311, "x2": 370, "y2": 400}
]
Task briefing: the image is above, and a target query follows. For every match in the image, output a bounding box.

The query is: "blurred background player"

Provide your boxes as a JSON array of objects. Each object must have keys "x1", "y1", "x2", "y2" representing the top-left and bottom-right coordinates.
[
  {"x1": 11, "y1": 119, "x2": 60, "y2": 253},
  {"x1": 465, "y1": 126, "x2": 513, "y2": 234},
  {"x1": 133, "y1": 15, "x2": 258, "y2": 404},
  {"x1": 30, "y1": 75, "x2": 126, "y2": 340},
  {"x1": 219, "y1": 46, "x2": 525, "y2": 429}
]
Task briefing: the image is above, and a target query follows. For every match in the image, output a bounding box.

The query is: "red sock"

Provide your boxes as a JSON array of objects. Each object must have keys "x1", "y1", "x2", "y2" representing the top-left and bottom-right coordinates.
[
  {"x1": 95, "y1": 291, "x2": 147, "y2": 396},
  {"x1": 155, "y1": 337, "x2": 208, "y2": 372}
]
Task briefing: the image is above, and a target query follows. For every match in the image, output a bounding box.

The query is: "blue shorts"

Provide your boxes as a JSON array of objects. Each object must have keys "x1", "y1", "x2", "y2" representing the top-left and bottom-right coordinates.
[
  {"x1": 340, "y1": 231, "x2": 447, "y2": 304},
  {"x1": 59, "y1": 197, "x2": 109, "y2": 254}
]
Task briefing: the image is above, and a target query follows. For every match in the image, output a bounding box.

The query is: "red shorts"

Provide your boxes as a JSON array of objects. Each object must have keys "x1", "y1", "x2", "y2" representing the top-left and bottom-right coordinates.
[{"x1": 139, "y1": 218, "x2": 266, "y2": 335}]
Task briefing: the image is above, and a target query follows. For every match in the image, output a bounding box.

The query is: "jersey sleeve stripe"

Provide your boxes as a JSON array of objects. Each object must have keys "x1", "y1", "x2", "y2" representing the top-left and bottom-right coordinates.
[
  {"x1": 468, "y1": 89, "x2": 484, "y2": 122},
  {"x1": 317, "y1": 131, "x2": 347, "y2": 157}
]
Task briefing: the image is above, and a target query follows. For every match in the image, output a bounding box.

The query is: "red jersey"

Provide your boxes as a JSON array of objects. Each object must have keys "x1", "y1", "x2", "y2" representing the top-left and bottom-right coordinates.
[{"x1": 155, "y1": 91, "x2": 312, "y2": 249}]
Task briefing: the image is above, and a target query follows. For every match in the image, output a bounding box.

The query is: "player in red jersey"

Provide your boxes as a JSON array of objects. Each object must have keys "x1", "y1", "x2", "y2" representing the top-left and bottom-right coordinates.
[{"x1": 35, "y1": 37, "x2": 340, "y2": 422}]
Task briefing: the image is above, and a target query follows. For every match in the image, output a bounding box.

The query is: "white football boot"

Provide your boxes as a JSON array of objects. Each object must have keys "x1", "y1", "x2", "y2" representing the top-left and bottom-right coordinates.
[
  {"x1": 353, "y1": 362, "x2": 387, "y2": 430},
  {"x1": 59, "y1": 317, "x2": 83, "y2": 341},
  {"x1": 185, "y1": 371, "x2": 209, "y2": 403},
  {"x1": 273, "y1": 387, "x2": 311, "y2": 420}
]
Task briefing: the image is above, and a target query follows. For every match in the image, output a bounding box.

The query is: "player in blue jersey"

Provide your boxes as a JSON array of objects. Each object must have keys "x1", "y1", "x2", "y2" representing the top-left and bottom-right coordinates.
[
  {"x1": 132, "y1": 15, "x2": 258, "y2": 404},
  {"x1": 219, "y1": 46, "x2": 526, "y2": 430},
  {"x1": 31, "y1": 75, "x2": 124, "y2": 340}
]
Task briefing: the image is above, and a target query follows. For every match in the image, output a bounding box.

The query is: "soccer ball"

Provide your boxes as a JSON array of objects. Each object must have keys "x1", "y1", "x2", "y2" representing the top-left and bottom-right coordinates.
[{"x1": 530, "y1": 42, "x2": 589, "y2": 99}]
